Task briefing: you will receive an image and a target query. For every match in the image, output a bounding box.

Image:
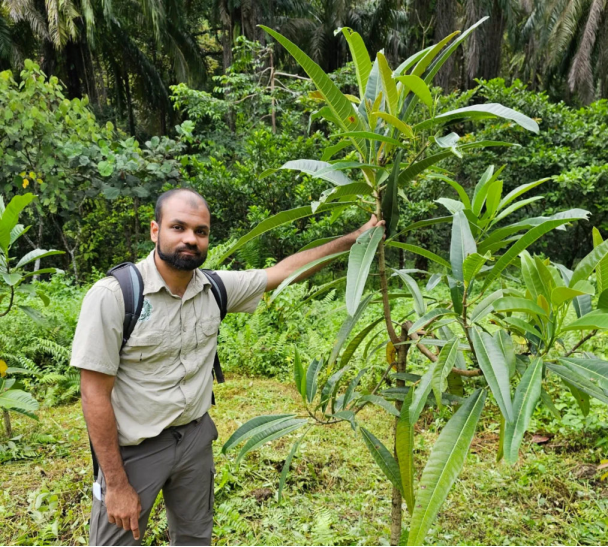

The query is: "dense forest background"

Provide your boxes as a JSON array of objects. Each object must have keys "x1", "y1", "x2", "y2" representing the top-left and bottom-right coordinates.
[{"x1": 2, "y1": 0, "x2": 608, "y2": 280}]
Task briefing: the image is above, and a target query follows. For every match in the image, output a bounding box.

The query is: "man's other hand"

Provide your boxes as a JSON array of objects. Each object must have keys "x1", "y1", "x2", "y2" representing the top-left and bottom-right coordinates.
[{"x1": 105, "y1": 481, "x2": 142, "y2": 541}]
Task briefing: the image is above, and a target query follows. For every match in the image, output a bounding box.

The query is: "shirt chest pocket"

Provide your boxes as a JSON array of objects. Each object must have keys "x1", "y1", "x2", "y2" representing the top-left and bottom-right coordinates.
[
  {"x1": 196, "y1": 318, "x2": 221, "y2": 348},
  {"x1": 121, "y1": 332, "x2": 165, "y2": 366}
]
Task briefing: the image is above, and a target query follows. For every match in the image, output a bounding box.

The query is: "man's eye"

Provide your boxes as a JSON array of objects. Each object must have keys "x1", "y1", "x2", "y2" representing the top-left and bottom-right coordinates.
[{"x1": 173, "y1": 225, "x2": 183, "y2": 230}]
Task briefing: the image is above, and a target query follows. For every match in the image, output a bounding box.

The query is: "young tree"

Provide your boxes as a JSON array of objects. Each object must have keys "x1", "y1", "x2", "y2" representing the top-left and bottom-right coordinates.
[
  {"x1": 0, "y1": 193, "x2": 63, "y2": 436},
  {"x1": 220, "y1": 20, "x2": 608, "y2": 545}
]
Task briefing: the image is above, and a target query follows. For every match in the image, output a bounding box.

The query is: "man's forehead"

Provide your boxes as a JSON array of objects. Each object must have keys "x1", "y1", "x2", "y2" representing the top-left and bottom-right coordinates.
[{"x1": 163, "y1": 193, "x2": 210, "y2": 218}]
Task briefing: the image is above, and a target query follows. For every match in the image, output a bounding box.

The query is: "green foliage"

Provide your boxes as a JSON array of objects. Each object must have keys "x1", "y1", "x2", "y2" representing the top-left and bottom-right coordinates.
[{"x1": 220, "y1": 21, "x2": 608, "y2": 546}]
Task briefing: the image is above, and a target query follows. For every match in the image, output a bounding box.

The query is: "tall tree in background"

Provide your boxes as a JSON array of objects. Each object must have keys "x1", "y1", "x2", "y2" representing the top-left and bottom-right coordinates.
[
  {"x1": 465, "y1": 0, "x2": 512, "y2": 87},
  {"x1": 519, "y1": 0, "x2": 608, "y2": 103},
  {"x1": 434, "y1": 0, "x2": 457, "y2": 89},
  {"x1": 1, "y1": 0, "x2": 210, "y2": 134}
]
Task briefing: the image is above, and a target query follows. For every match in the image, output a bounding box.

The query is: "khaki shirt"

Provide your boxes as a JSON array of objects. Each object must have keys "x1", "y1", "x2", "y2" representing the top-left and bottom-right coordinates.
[{"x1": 70, "y1": 251, "x2": 267, "y2": 446}]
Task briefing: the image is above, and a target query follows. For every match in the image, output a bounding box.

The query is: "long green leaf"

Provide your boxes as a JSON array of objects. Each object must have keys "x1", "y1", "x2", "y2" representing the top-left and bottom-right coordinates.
[
  {"x1": 336, "y1": 131, "x2": 402, "y2": 146},
  {"x1": 358, "y1": 394, "x2": 400, "y2": 417},
  {"x1": 410, "y1": 368, "x2": 434, "y2": 423},
  {"x1": 558, "y1": 357, "x2": 608, "y2": 390},
  {"x1": 377, "y1": 53, "x2": 398, "y2": 116},
  {"x1": 393, "y1": 270, "x2": 426, "y2": 316},
  {"x1": 0, "y1": 388, "x2": 39, "y2": 414},
  {"x1": 503, "y1": 358, "x2": 543, "y2": 464},
  {"x1": 471, "y1": 328, "x2": 513, "y2": 421},
  {"x1": 306, "y1": 358, "x2": 325, "y2": 403},
  {"x1": 493, "y1": 297, "x2": 548, "y2": 317},
  {"x1": 450, "y1": 211, "x2": 476, "y2": 282},
  {"x1": 492, "y1": 196, "x2": 544, "y2": 225},
  {"x1": 15, "y1": 249, "x2": 63, "y2": 270},
  {"x1": 396, "y1": 75, "x2": 432, "y2": 108},
  {"x1": 0, "y1": 194, "x2": 35, "y2": 253},
  {"x1": 329, "y1": 295, "x2": 373, "y2": 367},
  {"x1": 431, "y1": 338, "x2": 460, "y2": 408},
  {"x1": 397, "y1": 387, "x2": 416, "y2": 514},
  {"x1": 478, "y1": 209, "x2": 589, "y2": 254},
  {"x1": 547, "y1": 363, "x2": 608, "y2": 405},
  {"x1": 495, "y1": 331, "x2": 517, "y2": 378},
  {"x1": 570, "y1": 238, "x2": 608, "y2": 289},
  {"x1": 551, "y1": 286, "x2": 592, "y2": 306},
  {"x1": 387, "y1": 241, "x2": 450, "y2": 269},
  {"x1": 280, "y1": 159, "x2": 353, "y2": 186},
  {"x1": 261, "y1": 26, "x2": 367, "y2": 156},
  {"x1": 498, "y1": 178, "x2": 549, "y2": 211},
  {"x1": 421, "y1": 103, "x2": 539, "y2": 133},
  {"x1": 520, "y1": 251, "x2": 549, "y2": 301},
  {"x1": 423, "y1": 19, "x2": 487, "y2": 84},
  {"x1": 408, "y1": 308, "x2": 455, "y2": 335},
  {"x1": 217, "y1": 203, "x2": 345, "y2": 263},
  {"x1": 382, "y1": 151, "x2": 402, "y2": 236},
  {"x1": 563, "y1": 312, "x2": 608, "y2": 331},
  {"x1": 340, "y1": 28, "x2": 372, "y2": 100},
  {"x1": 463, "y1": 253, "x2": 488, "y2": 284},
  {"x1": 343, "y1": 368, "x2": 369, "y2": 409},
  {"x1": 469, "y1": 289, "x2": 504, "y2": 323},
  {"x1": 222, "y1": 415, "x2": 296, "y2": 453},
  {"x1": 237, "y1": 419, "x2": 309, "y2": 464},
  {"x1": 340, "y1": 318, "x2": 384, "y2": 368},
  {"x1": 346, "y1": 227, "x2": 384, "y2": 316},
  {"x1": 481, "y1": 212, "x2": 589, "y2": 292},
  {"x1": 472, "y1": 165, "x2": 495, "y2": 216},
  {"x1": 593, "y1": 228, "x2": 608, "y2": 294},
  {"x1": 407, "y1": 389, "x2": 486, "y2": 546},
  {"x1": 293, "y1": 346, "x2": 306, "y2": 400},
  {"x1": 360, "y1": 427, "x2": 403, "y2": 495},
  {"x1": 376, "y1": 112, "x2": 414, "y2": 138},
  {"x1": 278, "y1": 427, "x2": 311, "y2": 502}
]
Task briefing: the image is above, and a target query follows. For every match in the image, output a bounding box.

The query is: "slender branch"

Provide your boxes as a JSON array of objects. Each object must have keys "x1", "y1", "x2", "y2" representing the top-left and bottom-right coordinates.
[
  {"x1": 0, "y1": 286, "x2": 15, "y2": 317},
  {"x1": 404, "y1": 320, "x2": 482, "y2": 377},
  {"x1": 565, "y1": 331, "x2": 597, "y2": 357},
  {"x1": 274, "y1": 71, "x2": 311, "y2": 81},
  {"x1": 379, "y1": 241, "x2": 401, "y2": 346}
]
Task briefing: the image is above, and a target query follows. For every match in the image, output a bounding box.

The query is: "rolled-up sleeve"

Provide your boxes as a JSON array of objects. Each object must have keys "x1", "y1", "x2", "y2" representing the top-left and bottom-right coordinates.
[
  {"x1": 217, "y1": 269, "x2": 268, "y2": 314},
  {"x1": 70, "y1": 280, "x2": 123, "y2": 375}
]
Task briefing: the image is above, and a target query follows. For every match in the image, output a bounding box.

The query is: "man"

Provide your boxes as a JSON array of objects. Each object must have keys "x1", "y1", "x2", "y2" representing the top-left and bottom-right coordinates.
[{"x1": 71, "y1": 188, "x2": 382, "y2": 546}]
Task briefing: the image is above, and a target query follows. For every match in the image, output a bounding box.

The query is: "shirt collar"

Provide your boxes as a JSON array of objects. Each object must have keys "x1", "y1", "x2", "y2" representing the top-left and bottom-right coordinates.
[{"x1": 140, "y1": 250, "x2": 210, "y2": 298}]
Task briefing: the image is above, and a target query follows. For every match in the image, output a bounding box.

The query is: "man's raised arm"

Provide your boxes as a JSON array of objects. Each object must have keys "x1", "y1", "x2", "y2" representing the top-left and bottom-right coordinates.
[{"x1": 265, "y1": 215, "x2": 384, "y2": 291}]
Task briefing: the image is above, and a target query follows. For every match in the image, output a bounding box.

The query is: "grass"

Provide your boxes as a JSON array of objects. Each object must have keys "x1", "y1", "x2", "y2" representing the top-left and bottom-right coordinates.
[{"x1": 1, "y1": 375, "x2": 607, "y2": 546}]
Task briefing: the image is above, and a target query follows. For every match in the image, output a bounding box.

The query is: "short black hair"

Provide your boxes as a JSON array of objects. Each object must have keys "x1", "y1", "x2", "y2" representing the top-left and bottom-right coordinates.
[{"x1": 155, "y1": 188, "x2": 209, "y2": 224}]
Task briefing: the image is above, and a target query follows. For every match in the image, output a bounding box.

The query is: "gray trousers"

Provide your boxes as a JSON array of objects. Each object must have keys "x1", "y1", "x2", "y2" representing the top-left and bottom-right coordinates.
[{"x1": 89, "y1": 413, "x2": 218, "y2": 546}]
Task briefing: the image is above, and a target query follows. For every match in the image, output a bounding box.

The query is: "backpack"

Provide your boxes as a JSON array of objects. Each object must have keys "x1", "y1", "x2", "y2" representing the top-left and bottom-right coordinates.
[{"x1": 90, "y1": 262, "x2": 228, "y2": 481}]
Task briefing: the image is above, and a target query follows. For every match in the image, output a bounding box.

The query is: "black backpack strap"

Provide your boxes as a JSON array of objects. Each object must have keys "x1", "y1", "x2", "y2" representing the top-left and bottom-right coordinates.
[
  {"x1": 89, "y1": 263, "x2": 144, "y2": 482},
  {"x1": 201, "y1": 269, "x2": 227, "y2": 320},
  {"x1": 201, "y1": 270, "x2": 227, "y2": 387},
  {"x1": 107, "y1": 262, "x2": 145, "y2": 350}
]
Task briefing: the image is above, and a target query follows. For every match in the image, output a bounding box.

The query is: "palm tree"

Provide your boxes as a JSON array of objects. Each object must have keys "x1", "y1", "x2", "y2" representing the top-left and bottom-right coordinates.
[
  {"x1": 518, "y1": 0, "x2": 608, "y2": 103},
  {"x1": 1, "y1": 0, "x2": 211, "y2": 134}
]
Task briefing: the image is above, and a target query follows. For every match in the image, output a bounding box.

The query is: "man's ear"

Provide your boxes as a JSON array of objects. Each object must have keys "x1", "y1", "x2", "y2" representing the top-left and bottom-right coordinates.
[{"x1": 151, "y1": 220, "x2": 159, "y2": 243}]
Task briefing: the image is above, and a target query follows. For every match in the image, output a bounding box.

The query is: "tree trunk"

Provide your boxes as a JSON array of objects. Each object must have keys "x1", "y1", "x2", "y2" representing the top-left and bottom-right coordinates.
[
  {"x1": 132, "y1": 198, "x2": 140, "y2": 261},
  {"x1": 3, "y1": 409, "x2": 11, "y2": 438},
  {"x1": 390, "y1": 324, "x2": 410, "y2": 545},
  {"x1": 465, "y1": 0, "x2": 506, "y2": 88},
  {"x1": 124, "y1": 70, "x2": 136, "y2": 136},
  {"x1": 434, "y1": 0, "x2": 457, "y2": 90},
  {"x1": 33, "y1": 218, "x2": 44, "y2": 280}
]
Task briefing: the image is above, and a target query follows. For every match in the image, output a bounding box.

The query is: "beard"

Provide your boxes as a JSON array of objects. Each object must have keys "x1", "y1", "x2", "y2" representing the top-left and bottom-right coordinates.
[{"x1": 156, "y1": 233, "x2": 207, "y2": 271}]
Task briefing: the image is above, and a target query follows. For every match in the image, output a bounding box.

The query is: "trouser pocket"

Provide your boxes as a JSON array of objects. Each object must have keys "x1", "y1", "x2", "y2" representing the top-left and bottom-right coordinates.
[{"x1": 208, "y1": 469, "x2": 215, "y2": 511}]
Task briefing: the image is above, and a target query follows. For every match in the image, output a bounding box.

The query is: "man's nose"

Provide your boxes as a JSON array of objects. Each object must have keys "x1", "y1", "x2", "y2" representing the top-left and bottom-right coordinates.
[{"x1": 182, "y1": 230, "x2": 198, "y2": 245}]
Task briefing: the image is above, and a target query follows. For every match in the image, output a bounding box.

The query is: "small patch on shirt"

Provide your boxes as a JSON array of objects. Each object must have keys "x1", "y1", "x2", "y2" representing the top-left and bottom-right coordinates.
[{"x1": 139, "y1": 299, "x2": 153, "y2": 321}]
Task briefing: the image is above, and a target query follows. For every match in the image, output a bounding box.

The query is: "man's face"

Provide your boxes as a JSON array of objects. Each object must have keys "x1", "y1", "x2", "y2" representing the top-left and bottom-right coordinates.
[{"x1": 151, "y1": 193, "x2": 211, "y2": 271}]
